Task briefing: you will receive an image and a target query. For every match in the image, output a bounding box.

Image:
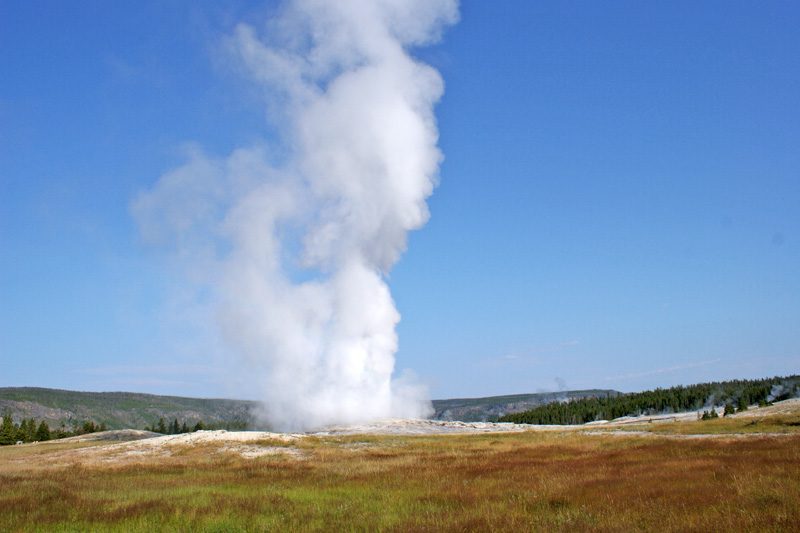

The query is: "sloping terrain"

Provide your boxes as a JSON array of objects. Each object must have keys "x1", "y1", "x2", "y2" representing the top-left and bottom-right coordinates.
[
  {"x1": 2, "y1": 399, "x2": 799, "y2": 532},
  {"x1": 0, "y1": 387, "x2": 257, "y2": 430},
  {"x1": 431, "y1": 389, "x2": 617, "y2": 422},
  {"x1": 1, "y1": 387, "x2": 618, "y2": 429}
]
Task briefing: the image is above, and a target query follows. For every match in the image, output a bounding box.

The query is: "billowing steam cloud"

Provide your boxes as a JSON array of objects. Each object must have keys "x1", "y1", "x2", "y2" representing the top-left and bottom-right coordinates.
[{"x1": 132, "y1": 0, "x2": 459, "y2": 431}]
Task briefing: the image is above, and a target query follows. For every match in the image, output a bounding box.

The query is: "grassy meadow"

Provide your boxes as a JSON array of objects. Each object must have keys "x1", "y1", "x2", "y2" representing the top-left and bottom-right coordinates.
[{"x1": 2, "y1": 418, "x2": 799, "y2": 531}]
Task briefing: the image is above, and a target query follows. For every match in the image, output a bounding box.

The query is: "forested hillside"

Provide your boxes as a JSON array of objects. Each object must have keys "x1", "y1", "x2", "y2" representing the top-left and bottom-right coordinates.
[
  {"x1": 4, "y1": 376, "x2": 797, "y2": 437},
  {"x1": 499, "y1": 375, "x2": 800, "y2": 425},
  {"x1": 0, "y1": 388, "x2": 258, "y2": 432},
  {"x1": 0, "y1": 387, "x2": 618, "y2": 430},
  {"x1": 432, "y1": 389, "x2": 617, "y2": 422}
]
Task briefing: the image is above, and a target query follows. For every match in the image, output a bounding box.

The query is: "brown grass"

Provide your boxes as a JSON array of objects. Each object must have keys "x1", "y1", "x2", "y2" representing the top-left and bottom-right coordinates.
[{"x1": 1, "y1": 429, "x2": 799, "y2": 531}]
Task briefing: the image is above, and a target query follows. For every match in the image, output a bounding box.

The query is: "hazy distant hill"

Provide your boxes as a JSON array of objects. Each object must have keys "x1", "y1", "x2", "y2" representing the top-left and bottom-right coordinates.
[
  {"x1": 0, "y1": 387, "x2": 618, "y2": 429},
  {"x1": 431, "y1": 390, "x2": 618, "y2": 422},
  {"x1": 0, "y1": 388, "x2": 258, "y2": 430}
]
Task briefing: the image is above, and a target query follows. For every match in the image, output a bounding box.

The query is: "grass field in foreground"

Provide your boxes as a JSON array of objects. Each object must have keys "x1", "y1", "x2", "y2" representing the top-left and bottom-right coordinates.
[{"x1": 2, "y1": 429, "x2": 799, "y2": 531}]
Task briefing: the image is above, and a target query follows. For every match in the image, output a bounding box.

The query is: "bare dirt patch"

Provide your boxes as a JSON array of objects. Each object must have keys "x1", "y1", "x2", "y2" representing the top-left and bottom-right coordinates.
[{"x1": 5, "y1": 430, "x2": 305, "y2": 468}]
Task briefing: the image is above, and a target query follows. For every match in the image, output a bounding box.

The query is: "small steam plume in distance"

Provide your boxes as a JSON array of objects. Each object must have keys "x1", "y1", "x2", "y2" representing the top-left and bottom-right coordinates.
[{"x1": 131, "y1": 0, "x2": 459, "y2": 431}]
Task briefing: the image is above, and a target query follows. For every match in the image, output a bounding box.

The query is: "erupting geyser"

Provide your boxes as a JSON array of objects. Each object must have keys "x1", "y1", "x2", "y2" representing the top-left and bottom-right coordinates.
[{"x1": 132, "y1": 0, "x2": 459, "y2": 431}]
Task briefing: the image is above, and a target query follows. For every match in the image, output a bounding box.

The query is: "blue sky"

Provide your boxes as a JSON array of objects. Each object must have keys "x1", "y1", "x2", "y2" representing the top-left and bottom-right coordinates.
[{"x1": 2, "y1": 1, "x2": 798, "y2": 401}]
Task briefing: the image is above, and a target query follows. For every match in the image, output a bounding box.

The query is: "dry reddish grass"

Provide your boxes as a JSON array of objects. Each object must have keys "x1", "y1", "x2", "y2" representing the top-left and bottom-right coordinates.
[{"x1": 1, "y1": 431, "x2": 799, "y2": 531}]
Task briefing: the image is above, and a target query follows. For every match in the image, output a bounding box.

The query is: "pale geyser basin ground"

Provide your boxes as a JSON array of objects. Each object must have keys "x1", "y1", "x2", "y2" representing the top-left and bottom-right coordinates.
[{"x1": 7, "y1": 399, "x2": 798, "y2": 468}]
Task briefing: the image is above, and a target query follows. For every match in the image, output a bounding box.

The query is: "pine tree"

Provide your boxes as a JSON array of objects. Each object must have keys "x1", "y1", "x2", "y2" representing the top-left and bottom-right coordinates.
[
  {"x1": 0, "y1": 409, "x2": 15, "y2": 445},
  {"x1": 16, "y1": 419, "x2": 29, "y2": 443},
  {"x1": 36, "y1": 421, "x2": 51, "y2": 441},
  {"x1": 16, "y1": 419, "x2": 30, "y2": 443},
  {"x1": 157, "y1": 418, "x2": 167, "y2": 434}
]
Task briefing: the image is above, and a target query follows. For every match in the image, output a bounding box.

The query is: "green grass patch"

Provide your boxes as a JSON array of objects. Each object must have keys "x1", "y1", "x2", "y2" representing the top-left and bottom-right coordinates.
[{"x1": 2, "y1": 421, "x2": 800, "y2": 531}]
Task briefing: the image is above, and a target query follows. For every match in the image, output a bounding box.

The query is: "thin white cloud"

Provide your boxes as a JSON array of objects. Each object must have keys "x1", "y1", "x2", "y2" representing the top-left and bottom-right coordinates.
[
  {"x1": 603, "y1": 358, "x2": 722, "y2": 382},
  {"x1": 484, "y1": 340, "x2": 580, "y2": 366},
  {"x1": 74, "y1": 364, "x2": 219, "y2": 377},
  {"x1": 75, "y1": 378, "x2": 207, "y2": 391}
]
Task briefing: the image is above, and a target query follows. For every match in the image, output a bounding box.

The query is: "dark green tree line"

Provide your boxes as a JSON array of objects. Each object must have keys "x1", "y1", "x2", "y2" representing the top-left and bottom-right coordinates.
[
  {"x1": 144, "y1": 417, "x2": 209, "y2": 434},
  {"x1": 0, "y1": 409, "x2": 109, "y2": 445},
  {"x1": 499, "y1": 375, "x2": 799, "y2": 425}
]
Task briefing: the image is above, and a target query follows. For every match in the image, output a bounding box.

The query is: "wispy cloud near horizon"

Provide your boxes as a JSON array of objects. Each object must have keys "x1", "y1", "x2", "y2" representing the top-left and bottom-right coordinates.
[
  {"x1": 68, "y1": 364, "x2": 224, "y2": 395},
  {"x1": 479, "y1": 341, "x2": 581, "y2": 370},
  {"x1": 603, "y1": 358, "x2": 723, "y2": 383},
  {"x1": 495, "y1": 340, "x2": 580, "y2": 361},
  {"x1": 73, "y1": 364, "x2": 219, "y2": 377}
]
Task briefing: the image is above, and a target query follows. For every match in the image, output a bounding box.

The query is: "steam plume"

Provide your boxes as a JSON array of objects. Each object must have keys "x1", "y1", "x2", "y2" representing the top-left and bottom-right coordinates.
[{"x1": 132, "y1": 0, "x2": 458, "y2": 431}]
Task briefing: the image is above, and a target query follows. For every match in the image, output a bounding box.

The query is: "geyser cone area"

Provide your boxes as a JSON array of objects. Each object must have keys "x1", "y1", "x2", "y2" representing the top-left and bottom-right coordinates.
[{"x1": 133, "y1": 1, "x2": 459, "y2": 431}]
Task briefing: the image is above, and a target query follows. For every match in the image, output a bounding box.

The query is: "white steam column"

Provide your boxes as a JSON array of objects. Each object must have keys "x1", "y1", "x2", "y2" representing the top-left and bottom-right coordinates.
[{"x1": 133, "y1": 0, "x2": 459, "y2": 431}]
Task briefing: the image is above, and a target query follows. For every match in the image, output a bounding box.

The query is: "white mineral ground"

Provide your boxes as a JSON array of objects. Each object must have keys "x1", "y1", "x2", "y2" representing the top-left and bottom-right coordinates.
[{"x1": 8, "y1": 398, "x2": 798, "y2": 466}]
